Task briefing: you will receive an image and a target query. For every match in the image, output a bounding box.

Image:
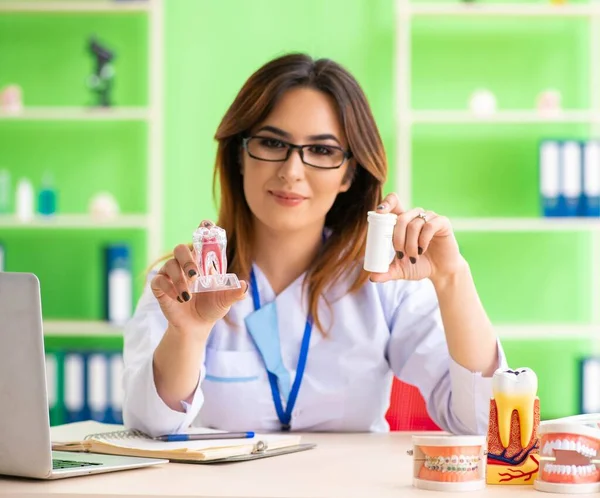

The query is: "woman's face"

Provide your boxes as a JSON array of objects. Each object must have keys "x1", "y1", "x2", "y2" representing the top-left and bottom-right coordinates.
[{"x1": 241, "y1": 87, "x2": 353, "y2": 234}]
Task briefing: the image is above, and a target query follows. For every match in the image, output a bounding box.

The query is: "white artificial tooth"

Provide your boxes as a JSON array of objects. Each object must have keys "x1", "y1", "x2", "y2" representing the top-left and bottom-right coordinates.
[
  {"x1": 492, "y1": 367, "x2": 538, "y2": 448},
  {"x1": 565, "y1": 466, "x2": 572, "y2": 475},
  {"x1": 572, "y1": 465, "x2": 578, "y2": 476},
  {"x1": 563, "y1": 439, "x2": 570, "y2": 451},
  {"x1": 555, "y1": 440, "x2": 562, "y2": 450},
  {"x1": 542, "y1": 442, "x2": 550, "y2": 455},
  {"x1": 568, "y1": 440, "x2": 575, "y2": 451},
  {"x1": 577, "y1": 441, "x2": 582, "y2": 453},
  {"x1": 545, "y1": 464, "x2": 553, "y2": 473},
  {"x1": 592, "y1": 448, "x2": 597, "y2": 457}
]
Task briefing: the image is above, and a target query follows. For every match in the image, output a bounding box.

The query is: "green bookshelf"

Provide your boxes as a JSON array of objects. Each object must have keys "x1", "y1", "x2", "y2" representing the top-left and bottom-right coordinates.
[{"x1": 398, "y1": 0, "x2": 600, "y2": 418}]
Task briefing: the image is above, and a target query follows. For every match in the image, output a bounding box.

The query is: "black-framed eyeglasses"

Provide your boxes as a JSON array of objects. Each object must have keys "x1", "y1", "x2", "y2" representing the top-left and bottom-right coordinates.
[{"x1": 242, "y1": 135, "x2": 352, "y2": 170}]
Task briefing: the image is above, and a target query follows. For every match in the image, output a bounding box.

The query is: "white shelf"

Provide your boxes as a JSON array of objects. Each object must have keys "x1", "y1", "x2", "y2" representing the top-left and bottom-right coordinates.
[
  {"x1": 0, "y1": 107, "x2": 149, "y2": 121},
  {"x1": 497, "y1": 324, "x2": 599, "y2": 339},
  {"x1": 409, "y1": 3, "x2": 600, "y2": 18},
  {"x1": 409, "y1": 110, "x2": 598, "y2": 124},
  {"x1": 44, "y1": 320, "x2": 122, "y2": 336},
  {"x1": 0, "y1": 214, "x2": 149, "y2": 229},
  {"x1": 0, "y1": 1, "x2": 150, "y2": 12},
  {"x1": 452, "y1": 217, "x2": 600, "y2": 232}
]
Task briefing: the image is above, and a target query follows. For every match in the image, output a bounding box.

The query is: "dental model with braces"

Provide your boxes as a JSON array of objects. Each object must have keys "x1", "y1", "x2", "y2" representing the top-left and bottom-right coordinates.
[
  {"x1": 423, "y1": 454, "x2": 480, "y2": 472},
  {"x1": 189, "y1": 224, "x2": 241, "y2": 293},
  {"x1": 409, "y1": 435, "x2": 487, "y2": 491},
  {"x1": 534, "y1": 413, "x2": 600, "y2": 494},
  {"x1": 487, "y1": 367, "x2": 541, "y2": 485}
]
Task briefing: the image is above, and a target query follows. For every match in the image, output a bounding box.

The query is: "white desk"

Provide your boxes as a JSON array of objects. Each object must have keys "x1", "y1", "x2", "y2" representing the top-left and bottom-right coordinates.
[{"x1": 0, "y1": 432, "x2": 591, "y2": 498}]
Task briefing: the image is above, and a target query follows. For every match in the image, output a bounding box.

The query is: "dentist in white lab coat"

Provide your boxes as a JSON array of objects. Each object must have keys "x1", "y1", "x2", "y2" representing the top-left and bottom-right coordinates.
[{"x1": 122, "y1": 53, "x2": 507, "y2": 437}]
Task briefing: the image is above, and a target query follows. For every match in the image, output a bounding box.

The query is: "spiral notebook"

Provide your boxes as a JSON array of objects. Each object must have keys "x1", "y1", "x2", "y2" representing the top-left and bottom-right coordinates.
[{"x1": 51, "y1": 421, "x2": 314, "y2": 463}]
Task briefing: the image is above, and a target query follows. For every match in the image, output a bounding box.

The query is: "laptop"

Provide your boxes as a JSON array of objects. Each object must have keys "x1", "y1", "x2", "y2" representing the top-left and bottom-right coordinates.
[{"x1": 0, "y1": 272, "x2": 168, "y2": 479}]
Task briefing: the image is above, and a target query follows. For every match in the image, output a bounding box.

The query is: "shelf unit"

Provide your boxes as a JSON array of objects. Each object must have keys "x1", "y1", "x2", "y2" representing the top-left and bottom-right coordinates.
[
  {"x1": 409, "y1": 110, "x2": 600, "y2": 124},
  {"x1": 0, "y1": 0, "x2": 164, "y2": 335},
  {"x1": 0, "y1": 107, "x2": 149, "y2": 121},
  {"x1": 396, "y1": 0, "x2": 600, "y2": 335},
  {"x1": 451, "y1": 217, "x2": 600, "y2": 232},
  {"x1": 410, "y1": 2, "x2": 600, "y2": 17},
  {"x1": 0, "y1": 1, "x2": 151, "y2": 13},
  {"x1": 0, "y1": 214, "x2": 149, "y2": 229},
  {"x1": 44, "y1": 320, "x2": 123, "y2": 336}
]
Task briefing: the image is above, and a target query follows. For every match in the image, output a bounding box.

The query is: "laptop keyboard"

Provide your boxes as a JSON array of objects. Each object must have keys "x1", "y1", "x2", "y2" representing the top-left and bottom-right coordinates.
[{"x1": 52, "y1": 459, "x2": 102, "y2": 470}]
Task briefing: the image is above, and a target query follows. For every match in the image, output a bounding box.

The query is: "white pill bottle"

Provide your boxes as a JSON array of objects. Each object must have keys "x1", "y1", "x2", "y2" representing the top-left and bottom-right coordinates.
[{"x1": 363, "y1": 211, "x2": 398, "y2": 273}]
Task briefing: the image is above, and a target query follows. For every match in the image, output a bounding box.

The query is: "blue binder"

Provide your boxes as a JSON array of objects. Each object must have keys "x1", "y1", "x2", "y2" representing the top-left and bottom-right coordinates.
[
  {"x1": 539, "y1": 140, "x2": 561, "y2": 217},
  {"x1": 559, "y1": 140, "x2": 583, "y2": 217},
  {"x1": 87, "y1": 352, "x2": 110, "y2": 423},
  {"x1": 63, "y1": 352, "x2": 88, "y2": 423},
  {"x1": 106, "y1": 352, "x2": 124, "y2": 424},
  {"x1": 582, "y1": 140, "x2": 600, "y2": 217}
]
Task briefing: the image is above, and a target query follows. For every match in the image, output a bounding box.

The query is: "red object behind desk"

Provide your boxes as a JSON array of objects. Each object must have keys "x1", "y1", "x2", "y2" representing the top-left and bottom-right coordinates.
[{"x1": 386, "y1": 378, "x2": 440, "y2": 431}]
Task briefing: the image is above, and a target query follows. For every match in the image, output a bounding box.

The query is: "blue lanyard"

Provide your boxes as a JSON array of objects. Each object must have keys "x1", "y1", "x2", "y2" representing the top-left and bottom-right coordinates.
[{"x1": 249, "y1": 268, "x2": 313, "y2": 431}]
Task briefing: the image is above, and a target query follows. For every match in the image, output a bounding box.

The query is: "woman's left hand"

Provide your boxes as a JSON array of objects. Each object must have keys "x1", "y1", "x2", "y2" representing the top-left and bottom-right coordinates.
[{"x1": 369, "y1": 193, "x2": 468, "y2": 284}]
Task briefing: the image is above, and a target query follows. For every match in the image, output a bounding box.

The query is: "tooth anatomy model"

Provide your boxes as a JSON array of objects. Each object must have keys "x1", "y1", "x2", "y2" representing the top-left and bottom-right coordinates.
[
  {"x1": 487, "y1": 367, "x2": 540, "y2": 485},
  {"x1": 534, "y1": 413, "x2": 600, "y2": 494},
  {"x1": 189, "y1": 224, "x2": 241, "y2": 293}
]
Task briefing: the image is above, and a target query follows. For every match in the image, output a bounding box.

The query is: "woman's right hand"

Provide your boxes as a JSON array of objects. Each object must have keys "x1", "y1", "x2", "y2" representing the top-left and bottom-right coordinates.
[{"x1": 150, "y1": 220, "x2": 248, "y2": 335}]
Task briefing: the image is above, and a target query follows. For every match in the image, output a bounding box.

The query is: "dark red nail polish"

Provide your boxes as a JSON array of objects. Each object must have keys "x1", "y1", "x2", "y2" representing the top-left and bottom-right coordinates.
[
  {"x1": 188, "y1": 269, "x2": 197, "y2": 278},
  {"x1": 182, "y1": 291, "x2": 191, "y2": 302},
  {"x1": 397, "y1": 251, "x2": 404, "y2": 260},
  {"x1": 409, "y1": 257, "x2": 416, "y2": 264},
  {"x1": 418, "y1": 247, "x2": 423, "y2": 255},
  {"x1": 177, "y1": 296, "x2": 183, "y2": 303}
]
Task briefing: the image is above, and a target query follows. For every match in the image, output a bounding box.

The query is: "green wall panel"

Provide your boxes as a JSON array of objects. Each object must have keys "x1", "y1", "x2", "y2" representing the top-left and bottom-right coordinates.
[
  {"x1": 1, "y1": 230, "x2": 147, "y2": 320},
  {"x1": 164, "y1": 0, "x2": 395, "y2": 251},
  {"x1": 458, "y1": 231, "x2": 593, "y2": 324},
  {"x1": 502, "y1": 338, "x2": 592, "y2": 420},
  {"x1": 0, "y1": 121, "x2": 147, "y2": 214},
  {"x1": 411, "y1": 18, "x2": 589, "y2": 110},
  {"x1": 0, "y1": 13, "x2": 148, "y2": 107},
  {"x1": 412, "y1": 124, "x2": 591, "y2": 217}
]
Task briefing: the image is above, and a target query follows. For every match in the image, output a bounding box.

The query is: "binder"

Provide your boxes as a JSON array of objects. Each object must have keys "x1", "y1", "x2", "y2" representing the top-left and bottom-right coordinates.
[
  {"x1": 539, "y1": 140, "x2": 561, "y2": 217},
  {"x1": 580, "y1": 357, "x2": 600, "y2": 414},
  {"x1": 105, "y1": 245, "x2": 133, "y2": 326},
  {"x1": 87, "y1": 353, "x2": 109, "y2": 423},
  {"x1": 64, "y1": 352, "x2": 86, "y2": 423},
  {"x1": 107, "y1": 353, "x2": 124, "y2": 424},
  {"x1": 560, "y1": 141, "x2": 583, "y2": 216},
  {"x1": 583, "y1": 140, "x2": 600, "y2": 217},
  {"x1": 51, "y1": 421, "x2": 314, "y2": 464},
  {"x1": 45, "y1": 351, "x2": 59, "y2": 426}
]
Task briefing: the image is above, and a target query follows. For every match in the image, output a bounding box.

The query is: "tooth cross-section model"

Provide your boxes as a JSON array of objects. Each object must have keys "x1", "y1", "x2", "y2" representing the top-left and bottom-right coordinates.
[
  {"x1": 190, "y1": 224, "x2": 241, "y2": 293},
  {"x1": 487, "y1": 367, "x2": 540, "y2": 485}
]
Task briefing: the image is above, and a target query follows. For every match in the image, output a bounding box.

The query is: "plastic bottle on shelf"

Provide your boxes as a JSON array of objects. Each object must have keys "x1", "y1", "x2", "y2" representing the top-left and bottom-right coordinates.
[
  {"x1": 105, "y1": 244, "x2": 133, "y2": 326},
  {"x1": 15, "y1": 178, "x2": 34, "y2": 222},
  {"x1": 38, "y1": 173, "x2": 57, "y2": 216}
]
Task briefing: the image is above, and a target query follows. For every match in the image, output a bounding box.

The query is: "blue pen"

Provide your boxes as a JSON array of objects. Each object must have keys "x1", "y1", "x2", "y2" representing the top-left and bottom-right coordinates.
[{"x1": 154, "y1": 431, "x2": 255, "y2": 442}]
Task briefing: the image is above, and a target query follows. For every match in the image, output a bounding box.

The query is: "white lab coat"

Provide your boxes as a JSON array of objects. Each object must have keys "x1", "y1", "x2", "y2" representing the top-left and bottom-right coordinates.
[{"x1": 122, "y1": 264, "x2": 507, "y2": 437}]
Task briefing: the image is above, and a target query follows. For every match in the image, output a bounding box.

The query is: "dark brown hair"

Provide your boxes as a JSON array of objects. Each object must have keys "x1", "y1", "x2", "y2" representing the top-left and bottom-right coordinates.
[{"x1": 214, "y1": 53, "x2": 387, "y2": 333}]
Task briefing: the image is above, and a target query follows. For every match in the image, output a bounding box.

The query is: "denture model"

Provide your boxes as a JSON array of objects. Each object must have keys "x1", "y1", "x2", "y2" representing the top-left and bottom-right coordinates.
[
  {"x1": 487, "y1": 367, "x2": 540, "y2": 485},
  {"x1": 189, "y1": 224, "x2": 241, "y2": 293},
  {"x1": 534, "y1": 413, "x2": 600, "y2": 494},
  {"x1": 409, "y1": 435, "x2": 487, "y2": 492}
]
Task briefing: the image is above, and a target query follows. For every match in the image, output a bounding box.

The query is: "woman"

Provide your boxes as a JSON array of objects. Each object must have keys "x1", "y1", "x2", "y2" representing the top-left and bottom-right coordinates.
[{"x1": 123, "y1": 53, "x2": 506, "y2": 437}]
